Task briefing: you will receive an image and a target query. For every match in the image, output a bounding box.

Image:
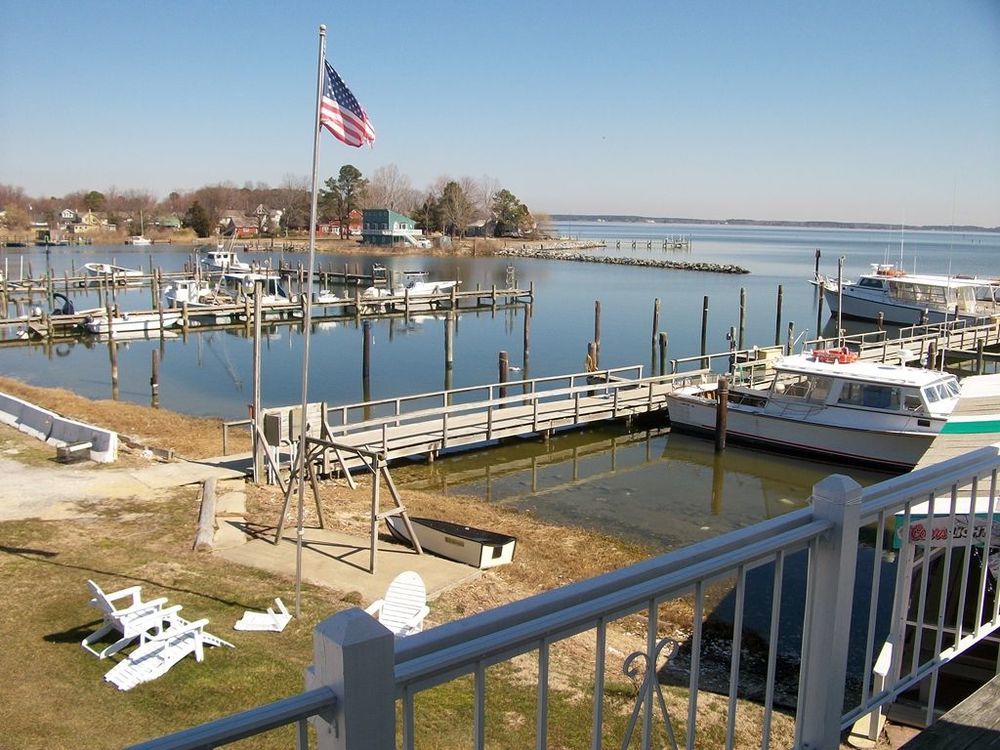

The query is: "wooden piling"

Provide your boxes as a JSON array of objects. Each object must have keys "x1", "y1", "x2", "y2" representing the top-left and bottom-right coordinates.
[
  {"x1": 498, "y1": 350, "x2": 509, "y2": 400},
  {"x1": 444, "y1": 313, "x2": 454, "y2": 371},
  {"x1": 816, "y1": 285, "x2": 825, "y2": 339},
  {"x1": 786, "y1": 321, "x2": 794, "y2": 355},
  {"x1": 522, "y1": 309, "x2": 531, "y2": 377},
  {"x1": 774, "y1": 285, "x2": 783, "y2": 346},
  {"x1": 651, "y1": 298, "x2": 660, "y2": 349},
  {"x1": 814, "y1": 249, "x2": 821, "y2": 280},
  {"x1": 594, "y1": 300, "x2": 601, "y2": 367},
  {"x1": 738, "y1": 288, "x2": 746, "y2": 350},
  {"x1": 715, "y1": 376, "x2": 729, "y2": 452},
  {"x1": 151, "y1": 349, "x2": 160, "y2": 408},
  {"x1": 362, "y1": 319, "x2": 373, "y2": 380},
  {"x1": 700, "y1": 295, "x2": 709, "y2": 369},
  {"x1": 658, "y1": 332, "x2": 669, "y2": 375}
]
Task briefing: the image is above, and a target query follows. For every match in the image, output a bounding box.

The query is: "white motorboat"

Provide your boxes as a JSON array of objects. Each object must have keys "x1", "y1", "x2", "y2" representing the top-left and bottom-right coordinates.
[
  {"x1": 201, "y1": 245, "x2": 253, "y2": 273},
  {"x1": 819, "y1": 264, "x2": 995, "y2": 325},
  {"x1": 163, "y1": 278, "x2": 234, "y2": 308},
  {"x1": 126, "y1": 236, "x2": 152, "y2": 246},
  {"x1": 83, "y1": 262, "x2": 143, "y2": 283},
  {"x1": 666, "y1": 350, "x2": 966, "y2": 471},
  {"x1": 386, "y1": 514, "x2": 517, "y2": 569},
  {"x1": 84, "y1": 309, "x2": 182, "y2": 335},
  {"x1": 356, "y1": 272, "x2": 460, "y2": 313}
]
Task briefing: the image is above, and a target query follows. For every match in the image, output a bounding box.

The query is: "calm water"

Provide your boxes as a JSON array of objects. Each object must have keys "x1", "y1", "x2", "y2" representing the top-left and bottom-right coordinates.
[
  {"x1": 3, "y1": 224, "x2": 996, "y2": 419},
  {"x1": 0, "y1": 224, "x2": 995, "y2": 545}
]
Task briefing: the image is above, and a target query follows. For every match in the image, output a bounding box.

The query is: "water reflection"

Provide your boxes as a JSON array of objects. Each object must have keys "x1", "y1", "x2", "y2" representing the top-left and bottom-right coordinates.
[{"x1": 397, "y1": 424, "x2": 893, "y2": 551}]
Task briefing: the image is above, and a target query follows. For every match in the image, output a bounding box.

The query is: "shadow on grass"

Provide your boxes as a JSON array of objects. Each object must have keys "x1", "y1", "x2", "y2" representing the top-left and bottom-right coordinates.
[{"x1": 0, "y1": 543, "x2": 256, "y2": 609}]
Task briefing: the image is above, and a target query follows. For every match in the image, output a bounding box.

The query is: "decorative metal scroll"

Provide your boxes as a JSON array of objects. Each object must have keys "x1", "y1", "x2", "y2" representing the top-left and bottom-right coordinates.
[{"x1": 620, "y1": 636, "x2": 679, "y2": 750}]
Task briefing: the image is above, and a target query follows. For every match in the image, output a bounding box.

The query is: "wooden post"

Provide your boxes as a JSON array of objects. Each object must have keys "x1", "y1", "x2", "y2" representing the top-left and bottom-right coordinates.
[
  {"x1": 774, "y1": 284, "x2": 784, "y2": 346},
  {"x1": 876, "y1": 311, "x2": 884, "y2": 332},
  {"x1": 786, "y1": 321, "x2": 795, "y2": 355},
  {"x1": 816, "y1": 284, "x2": 825, "y2": 339},
  {"x1": 587, "y1": 341, "x2": 597, "y2": 372},
  {"x1": 498, "y1": 350, "x2": 509, "y2": 401},
  {"x1": 522, "y1": 309, "x2": 531, "y2": 378},
  {"x1": 738, "y1": 287, "x2": 746, "y2": 350},
  {"x1": 150, "y1": 349, "x2": 160, "y2": 408},
  {"x1": 444, "y1": 313, "x2": 454, "y2": 371},
  {"x1": 814, "y1": 248, "x2": 821, "y2": 281},
  {"x1": 651, "y1": 297, "x2": 660, "y2": 351},
  {"x1": 594, "y1": 299, "x2": 602, "y2": 367},
  {"x1": 978, "y1": 340, "x2": 986, "y2": 375},
  {"x1": 362, "y1": 319, "x2": 373, "y2": 381},
  {"x1": 700, "y1": 295, "x2": 709, "y2": 369},
  {"x1": 715, "y1": 376, "x2": 728, "y2": 452},
  {"x1": 658, "y1": 332, "x2": 669, "y2": 376}
]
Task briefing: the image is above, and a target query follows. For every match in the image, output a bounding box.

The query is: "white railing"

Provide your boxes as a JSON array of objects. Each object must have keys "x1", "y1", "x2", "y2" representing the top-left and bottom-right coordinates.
[{"x1": 130, "y1": 444, "x2": 1000, "y2": 749}]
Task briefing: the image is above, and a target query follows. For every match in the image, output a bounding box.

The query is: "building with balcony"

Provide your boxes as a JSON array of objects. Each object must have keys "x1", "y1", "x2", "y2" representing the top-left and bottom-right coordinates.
[{"x1": 361, "y1": 208, "x2": 431, "y2": 248}]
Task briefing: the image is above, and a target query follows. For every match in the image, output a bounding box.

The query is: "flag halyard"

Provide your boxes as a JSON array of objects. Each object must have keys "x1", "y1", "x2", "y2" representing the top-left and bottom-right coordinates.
[{"x1": 320, "y1": 61, "x2": 375, "y2": 148}]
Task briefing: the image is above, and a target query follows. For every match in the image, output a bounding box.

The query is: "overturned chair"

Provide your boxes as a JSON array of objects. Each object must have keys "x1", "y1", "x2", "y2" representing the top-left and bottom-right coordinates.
[
  {"x1": 81, "y1": 579, "x2": 181, "y2": 659},
  {"x1": 104, "y1": 617, "x2": 233, "y2": 691}
]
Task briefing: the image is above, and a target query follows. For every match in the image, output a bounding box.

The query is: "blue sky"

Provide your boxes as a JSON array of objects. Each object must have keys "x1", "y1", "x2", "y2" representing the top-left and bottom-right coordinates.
[{"x1": 2, "y1": 1, "x2": 998, "y2": 226}]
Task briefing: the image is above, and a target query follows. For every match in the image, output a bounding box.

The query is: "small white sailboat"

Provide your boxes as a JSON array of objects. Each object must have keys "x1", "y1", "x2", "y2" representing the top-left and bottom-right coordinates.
[
  {"x1": 83, "y1": 262, "x2": 143, "y2": 283},
  {"x1": 127, "y1": 211, "x2": 152, "y2": 246},
  {"x1": 84, "y1": 309, "x2": 182, "y2": 335}
]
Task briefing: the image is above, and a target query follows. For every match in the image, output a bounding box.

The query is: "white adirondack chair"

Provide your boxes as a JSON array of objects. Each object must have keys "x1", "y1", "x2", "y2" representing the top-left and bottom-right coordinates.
[
  {"x1": 234, "y1": 598, "x2": 292, "y2": 632},
  {"x1": 364, "y1": 571, "x2": 430, "y2": 636},
  {"x1": 104, "y1": 617, "x2": 233, "y2": 691},
  {"x1": 81, "y1": 579, "x2": 182, "y2": 659}
]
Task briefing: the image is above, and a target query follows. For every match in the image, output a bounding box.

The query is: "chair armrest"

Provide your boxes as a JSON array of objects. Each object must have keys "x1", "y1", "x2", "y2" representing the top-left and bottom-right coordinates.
[
  {"x1": 402, "y1": 606, "x2": 430, "y2": 629},
  {"x1": 152, "y1": 618, "x2": 209, "y2": 642},
  {"x1": 105, "y1": 585, "x2": 144, "y2": 607},
  {"x1": 364, "y1": 599, "x2": 385, "y2": 616},
  {"x1": 116, "y1": 596, "x2": 169, "y2": 618},
  {"x1": 127, "y1": 604, "x2": 183, "y2": 637}
]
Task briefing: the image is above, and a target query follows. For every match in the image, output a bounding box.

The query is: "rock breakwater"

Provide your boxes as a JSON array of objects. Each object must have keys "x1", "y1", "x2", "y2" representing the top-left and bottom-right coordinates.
[{"x1": 496, "y1": 247, "x2": 749, "y2": 274}]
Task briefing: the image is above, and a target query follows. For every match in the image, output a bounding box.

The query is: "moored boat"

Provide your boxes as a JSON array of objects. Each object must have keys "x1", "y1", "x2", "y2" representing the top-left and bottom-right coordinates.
[
  {"x1": 666, "y1": 350, "x2": 967, "y2": 471},
  {"x1": 386, "y1": 514, "x2": 517, "y2": 569},
  {"x1": 83, "y1": 262, "x2": 143, "y2": 283},
  {"x1": 201, "y1": 245, "x2": 253, "y2": 273},
  {"x1": 819, "y1": 264, "x2": 995, "y2": 325},
  {"x1": 84, "y1": 309, "x2": 182, "y2": 335}
]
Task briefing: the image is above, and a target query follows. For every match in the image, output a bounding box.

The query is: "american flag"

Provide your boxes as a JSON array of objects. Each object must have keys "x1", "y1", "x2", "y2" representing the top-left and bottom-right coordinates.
[{"x1": 320, "y1": 61, "x2": 376, "y2": 148}]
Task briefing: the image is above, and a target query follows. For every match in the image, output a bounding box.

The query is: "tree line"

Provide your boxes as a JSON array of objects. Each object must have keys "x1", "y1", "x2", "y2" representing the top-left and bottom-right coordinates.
[{"x1": 1, "y1": 165, "x2": 540, "y2": 239}]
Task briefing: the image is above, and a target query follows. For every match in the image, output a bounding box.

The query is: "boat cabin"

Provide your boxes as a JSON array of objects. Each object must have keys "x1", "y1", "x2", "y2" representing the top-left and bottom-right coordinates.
[
  {"x1": 219, "y1": 273, "x2": 291, "y2": 303},
  {"x1": 764, "y1": 354, "x2": 960, "y2": 419},
  {"x1": 858, "y1": 267, "x2": 982, "y2": 316}
]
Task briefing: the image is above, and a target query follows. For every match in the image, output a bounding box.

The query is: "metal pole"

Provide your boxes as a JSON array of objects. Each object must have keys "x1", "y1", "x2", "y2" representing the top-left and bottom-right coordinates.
[{"x1": 293, "y1": 23, "x2": 327, "y2": 619}]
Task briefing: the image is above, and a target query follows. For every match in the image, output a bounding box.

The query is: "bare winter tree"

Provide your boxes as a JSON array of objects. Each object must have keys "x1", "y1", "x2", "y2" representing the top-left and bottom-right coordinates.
[
  {"x1": 476, "y1": 174, "x2": 501, "y2": 233},
  {"x1": 365, "y1": 164, "x2": 413, "y2": 211}
]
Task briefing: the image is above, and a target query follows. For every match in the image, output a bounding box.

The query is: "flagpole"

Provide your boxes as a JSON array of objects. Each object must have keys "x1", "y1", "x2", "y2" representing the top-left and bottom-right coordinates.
[{"x1": 294, "y1": 23, "x2": 326, "y2": 619}]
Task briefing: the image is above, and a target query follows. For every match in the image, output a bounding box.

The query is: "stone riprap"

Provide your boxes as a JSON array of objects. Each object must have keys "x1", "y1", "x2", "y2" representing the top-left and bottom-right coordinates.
[{"x1": 495, "y1": 246, "x2": 749, "y2": 274}]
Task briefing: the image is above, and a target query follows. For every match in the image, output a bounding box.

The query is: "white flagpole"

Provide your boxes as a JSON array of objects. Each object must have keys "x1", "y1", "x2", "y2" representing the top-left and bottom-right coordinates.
[{"x1": 294, "y1": 23, "x2": 327, "y2": 618}]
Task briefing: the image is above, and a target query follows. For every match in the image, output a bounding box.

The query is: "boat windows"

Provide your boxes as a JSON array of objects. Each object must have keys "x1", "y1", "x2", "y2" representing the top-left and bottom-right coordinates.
[
  {"x1": 771, "y1": 374, "x2": 832, "y2": 403},
  {"x1": 838, "y1": 382, "x2": 903, "y2": 411},
  {"x1": 858, "y1": 277, "x2": 886, "y2": 289}
]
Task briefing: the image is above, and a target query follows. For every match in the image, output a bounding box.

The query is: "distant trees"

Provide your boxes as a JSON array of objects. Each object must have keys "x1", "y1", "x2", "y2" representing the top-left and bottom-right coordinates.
[
  {"x1": 184, "y1": 200, "x2": 211, "y2": 237},
  {"x1": 438, "y1": 181, "x2": 474, "y2": 237},
  {"x1": 365, "y1": 164, "x2": 420, "y2": 214},
  {"x1": 492, "y1": 189, "x2": 532, "y2": 236},
  {"x1": 84, "y1": 190, "x2": 105, "y2": 212},
  {"x1": 319, "y1": 165, "x2": 367, "y2": 238}
]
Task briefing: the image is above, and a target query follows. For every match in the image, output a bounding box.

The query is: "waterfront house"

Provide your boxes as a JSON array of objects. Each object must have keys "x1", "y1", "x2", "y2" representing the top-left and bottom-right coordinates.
[
  {"x1": 361, "y1": 208, "x2": 431, "y2": 248},
  {"x1": 218, "y1": 211, "x2": 259, "y2": 239},
  {"x1": 318, "y1": 208, "x2": 362, "y2": 237}
]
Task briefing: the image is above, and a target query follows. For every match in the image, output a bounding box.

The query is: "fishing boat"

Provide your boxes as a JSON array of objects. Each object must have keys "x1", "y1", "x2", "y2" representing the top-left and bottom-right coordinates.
[
  {"x1": 818, "y1": 264, "x2": 995, "y2": 325},
  {"x1": 83, "y1": 262, "x2": 143, "y2": 283},
  {"x1": 665, "y1": 350, "x2": 967, "y2": 471},
  {"x1": 83, "y1": 309, "x2": 182, "y2": 335},
  {"x1": 163, "y1": 278, "x2": 234, "y2": 308},
  {"x1": 386, "y1": 515, "x2": 517, "y2": 569},
  {"x1": 200, "y1": 244, "x2": 253, "y2": 273}
]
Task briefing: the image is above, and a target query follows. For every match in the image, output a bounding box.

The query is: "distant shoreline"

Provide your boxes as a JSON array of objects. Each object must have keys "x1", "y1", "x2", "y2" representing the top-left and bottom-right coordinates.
[{"x1": 550, "y1": 215, "x2": 1000, "y2": 233}]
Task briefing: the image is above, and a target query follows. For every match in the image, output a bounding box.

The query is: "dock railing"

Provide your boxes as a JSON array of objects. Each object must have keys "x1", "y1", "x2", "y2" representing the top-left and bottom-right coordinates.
[{"x1": 132, "y1": 443, "x2": 1000, "y2": 749}]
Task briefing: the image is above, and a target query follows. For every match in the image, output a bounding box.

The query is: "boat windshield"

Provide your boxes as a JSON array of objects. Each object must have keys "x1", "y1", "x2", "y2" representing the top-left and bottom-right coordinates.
[{"x1": 769, "y1": 372, "x2": 833, "y2": 403}]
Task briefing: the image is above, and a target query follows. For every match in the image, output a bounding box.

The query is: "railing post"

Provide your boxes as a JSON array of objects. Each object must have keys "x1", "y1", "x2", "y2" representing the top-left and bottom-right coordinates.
[
  {"x1": 307, "y1": 608, "x2": 395, "y2": 750},
  {"x1": 797, "y1": 474, "x2": 863, "y2": 749}
]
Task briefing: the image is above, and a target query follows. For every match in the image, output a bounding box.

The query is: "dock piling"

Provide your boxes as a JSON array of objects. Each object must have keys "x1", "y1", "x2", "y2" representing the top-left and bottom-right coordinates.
[{"x1": 715, "y1": 376, "x2": 729, "y2": 452}]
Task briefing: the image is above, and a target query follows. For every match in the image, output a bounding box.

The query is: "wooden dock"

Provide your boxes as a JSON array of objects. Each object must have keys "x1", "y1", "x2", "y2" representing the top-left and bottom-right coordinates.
[
  {"x1": 915, "y1": 372, "x2": 1000, "y2": 470},
  {"x1": 899, "y1": 671, "x2": 1000, "y2": 748},
  {"x1": 225, "y1": 366, "x2": 703, "y2": 476}
]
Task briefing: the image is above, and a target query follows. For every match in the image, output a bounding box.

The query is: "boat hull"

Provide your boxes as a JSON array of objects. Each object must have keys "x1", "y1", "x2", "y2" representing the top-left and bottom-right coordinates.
[
  {"x1": 666, "y1": 391, "x2": 936, "y2": 471},
  {"x1": 386, "y1": 515, "x2": 516, "y2": 568},
  {"x1": 85, "y1": 311, "x2": 182, "y2": 335}
]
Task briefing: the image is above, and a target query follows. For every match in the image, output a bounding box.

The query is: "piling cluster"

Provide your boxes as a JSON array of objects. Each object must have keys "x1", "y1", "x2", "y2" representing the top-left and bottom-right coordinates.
[{"x1": 495, "y1": 247, "x2": 749, "y2": 274}]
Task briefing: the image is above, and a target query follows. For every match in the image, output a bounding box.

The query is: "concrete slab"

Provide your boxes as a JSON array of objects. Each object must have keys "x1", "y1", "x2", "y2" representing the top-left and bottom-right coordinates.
[
  {"x1": 214, "y1": 491, "x2": 246, "y2": 517},
  {"x1": 214, "y1": 521, "x2": 481, "y2": 604},
  {"x1": 126, "y1": 460, "x2": 247, "y2": 489}
]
